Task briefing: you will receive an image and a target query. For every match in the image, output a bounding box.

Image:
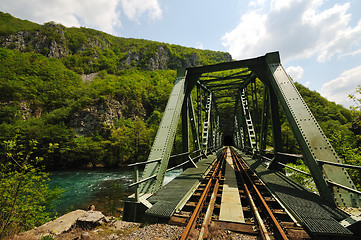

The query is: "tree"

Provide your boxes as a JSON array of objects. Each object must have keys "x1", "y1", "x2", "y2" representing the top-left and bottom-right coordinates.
[
  {"x1": 0, "y1": 139, "x2": 62, "y2": 238},
  {"x1": 70, "y1": 136, "x2": 105, "y2": 168},
  {"x1": 110, "y1": 118, "x2": 151, "y2": 164},
  {"x1": 349, "y1": 85, "x2": 361, "y2": 113}
]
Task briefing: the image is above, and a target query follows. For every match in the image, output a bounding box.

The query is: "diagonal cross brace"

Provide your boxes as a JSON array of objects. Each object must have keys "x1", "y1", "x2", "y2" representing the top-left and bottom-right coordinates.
[{"x1": 264, "y1": 57, "x2": 360, "y2": 207}]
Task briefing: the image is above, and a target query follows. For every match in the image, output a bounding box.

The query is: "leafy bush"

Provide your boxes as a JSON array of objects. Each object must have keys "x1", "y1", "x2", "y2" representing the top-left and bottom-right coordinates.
[{"x1": 0, "y1": 139, "x2": 63, "y2": 238}]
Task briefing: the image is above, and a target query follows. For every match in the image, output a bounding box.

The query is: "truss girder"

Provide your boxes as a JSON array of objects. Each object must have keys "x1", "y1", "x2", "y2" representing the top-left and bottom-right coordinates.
[
  {"x1": 205, "y1": 81, "x2": 246, "y2": 89},
  {"x1": 139, "y1": 68, "x2": 188, "y2": 194},
  {"x1": 188, "y1": 95, "x2": 201, "y2": 151},
  {"x1": 137, "y1": 51, "x2": 360, "y2": 208},
  {"x1": 199, "y1": 70, "x2": 251, "y2": 82},
  {"x1": 264, "y1": 60, "x2": 360, "y2": 207}
]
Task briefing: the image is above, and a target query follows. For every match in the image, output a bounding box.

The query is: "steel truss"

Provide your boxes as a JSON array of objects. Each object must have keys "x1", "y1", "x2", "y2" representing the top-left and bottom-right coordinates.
[{"x1": 133, "y1": 52, "x2": 361, "y2": 211}]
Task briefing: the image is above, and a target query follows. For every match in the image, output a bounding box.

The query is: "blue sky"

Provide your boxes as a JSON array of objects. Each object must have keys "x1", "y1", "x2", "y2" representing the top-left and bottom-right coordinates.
[{"x1": 1, "y1": 0, "x2": 361, "y2": 108}]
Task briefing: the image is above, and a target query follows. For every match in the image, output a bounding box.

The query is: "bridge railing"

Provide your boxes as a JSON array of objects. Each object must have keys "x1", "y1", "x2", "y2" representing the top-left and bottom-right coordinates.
[
  {"x1": 259, "y1": 151, "x2": 361, "y2": 195},
  {"x1": 127, "y1": 146, "x2": 219, "y2": 196}
]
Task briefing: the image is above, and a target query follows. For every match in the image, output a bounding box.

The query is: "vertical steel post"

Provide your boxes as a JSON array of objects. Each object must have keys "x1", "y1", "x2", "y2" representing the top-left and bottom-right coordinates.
[
  {"x1": 268, "y1": 87, "x2": 283, "y2": 168},
  {"x1": 259, "y1": 87, "x2": 270, "y2": 156},
  {"x1": 182, "y1": 96, "x2": 189, "y2": 155},
  {"x1": 134, "y1": 166, "x2": 139, "y2": 202}
]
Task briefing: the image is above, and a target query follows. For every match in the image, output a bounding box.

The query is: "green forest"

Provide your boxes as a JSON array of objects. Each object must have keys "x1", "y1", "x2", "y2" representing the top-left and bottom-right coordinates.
[{"x1": 0, "y1": 11, "x2": 360, "y2": 238}]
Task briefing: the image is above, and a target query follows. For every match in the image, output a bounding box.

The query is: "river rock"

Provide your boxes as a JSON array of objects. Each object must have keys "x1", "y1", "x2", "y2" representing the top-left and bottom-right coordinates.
[
  {"x1": 77, "y1": 210, "x2": 109, "y2": 228},
  {"x1": 18, "y1": 209, "x2": 86, "y2": 239}
]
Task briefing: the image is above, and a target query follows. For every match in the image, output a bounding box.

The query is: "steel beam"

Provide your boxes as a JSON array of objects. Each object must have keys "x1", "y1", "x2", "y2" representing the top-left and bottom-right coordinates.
[
  {"x1": 263, "y1": 54, "x2": 360, "y2": 207},
  {"x1": 136, "y1": 51, "x2": 360, "y2": 209},
  {"x1": 139, "y1": 68, "x2": 187, "y2": 194},
  {"x1": 182, "y1": 95, "x2": 189, "y2": 155},
  {"x1": 259, "y1": 87, "x2": 270, "y2": 154},
  {"x1": 188, "y1": 95, "x2": 201, "y2": 151}
]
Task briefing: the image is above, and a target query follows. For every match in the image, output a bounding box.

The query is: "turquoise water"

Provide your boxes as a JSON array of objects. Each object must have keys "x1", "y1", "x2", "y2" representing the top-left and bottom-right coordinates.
[{"x1": 48, "y1": 168, "x2": 182, "y2": 216}]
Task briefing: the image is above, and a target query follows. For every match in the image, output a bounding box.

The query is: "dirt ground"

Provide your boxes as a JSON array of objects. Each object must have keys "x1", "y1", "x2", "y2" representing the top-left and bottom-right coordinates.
[{"x1": 12, "y1": 208, "x2": 258, "y2": 240}]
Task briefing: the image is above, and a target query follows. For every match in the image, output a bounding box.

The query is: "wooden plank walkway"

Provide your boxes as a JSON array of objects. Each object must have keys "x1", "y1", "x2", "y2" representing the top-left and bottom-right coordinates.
[{"x1": 219, "y1": 148, "x2": 245, "y2": 223}]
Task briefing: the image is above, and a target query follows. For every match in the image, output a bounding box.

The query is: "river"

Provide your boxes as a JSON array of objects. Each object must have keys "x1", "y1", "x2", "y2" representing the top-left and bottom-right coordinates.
[{"x1": 48, "y1": 168, "x2": 182, "y2": 217}]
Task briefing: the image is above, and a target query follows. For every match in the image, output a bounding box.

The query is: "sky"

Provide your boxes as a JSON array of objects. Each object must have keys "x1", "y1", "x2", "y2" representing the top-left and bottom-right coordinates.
[{"x1": 1, "y1": 0, "x2": 361, "y2": 108}]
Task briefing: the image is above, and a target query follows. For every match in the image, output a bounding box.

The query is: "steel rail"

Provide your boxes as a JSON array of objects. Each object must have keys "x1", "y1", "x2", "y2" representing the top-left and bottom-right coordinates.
[
  {"x1": 180, "y1": 149, "x2": 226, "y2": 240},
  {"x1": 232, "y1": 149, "x2": 271, "y2": 240},
  {"x1": 231, "y1": 148, "x2": 289, "y2": 240},
  {"x1": 197, "y1": 170, "x2": 221, "y2": 239}
]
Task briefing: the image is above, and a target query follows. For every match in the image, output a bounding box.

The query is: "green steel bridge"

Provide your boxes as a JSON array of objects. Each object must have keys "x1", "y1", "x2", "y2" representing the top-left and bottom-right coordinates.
[{"x1": 123, "y1": 52, "x2": 361, "y2": 239}]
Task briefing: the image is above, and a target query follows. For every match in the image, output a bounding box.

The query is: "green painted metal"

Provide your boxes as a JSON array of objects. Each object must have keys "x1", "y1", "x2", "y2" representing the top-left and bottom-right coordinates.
[
  {"x1": 268, "y1": 87, "x2": 283, "y2": 167},
  {"x1": 188, "y1": 95, "x2": 201, "y2": 151},
  {"x1": 135, "y1": 51, "x2": 360, "y2": 209},
  {"x1": 139, "y1": 68, "x2": 188, "y2": 194},
  {"x1": 259, "y1": 87, "x2": 269, "y2": 153},
  {"x1": 182, "y1": 95, "x2": 189, "y2": 155},
  {"x1": 263, "y1": 54, "x2": 360, "y2": 207}
]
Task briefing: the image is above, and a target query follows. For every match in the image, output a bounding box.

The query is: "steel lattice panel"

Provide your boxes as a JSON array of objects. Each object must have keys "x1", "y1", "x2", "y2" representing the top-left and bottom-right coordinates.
[
  {"x1": 237, "y1": 150, "x2": 353, "y2": 237},
  {"x1": 146, "y1": 154, "x2": 217, "y2": 218}
]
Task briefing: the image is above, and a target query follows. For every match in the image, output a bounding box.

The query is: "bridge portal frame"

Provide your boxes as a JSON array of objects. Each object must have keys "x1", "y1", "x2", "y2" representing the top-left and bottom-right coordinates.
[{"x1": 135, "y1": 51, "x2": 360, "y2": 209}]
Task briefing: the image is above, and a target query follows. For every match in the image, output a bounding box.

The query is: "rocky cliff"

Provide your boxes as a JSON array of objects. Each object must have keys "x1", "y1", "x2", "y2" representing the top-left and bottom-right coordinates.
[
  {"x1": 0, "y1": 14, "x2": 232, "y2": 72},
  {"x1": 0, "y1": 11, "x2": 232, "y2": 138},
  {"x1": 68, "y1": 97, "x2": 146, "y2": 136}
]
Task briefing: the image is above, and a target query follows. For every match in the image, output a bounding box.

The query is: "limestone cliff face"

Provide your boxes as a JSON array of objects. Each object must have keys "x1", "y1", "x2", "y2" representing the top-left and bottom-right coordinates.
[
  {"x1": 121, "y1": 46, "x2": 229, "y2": 71},
  {"x1": 0, "y1": 15, "x2": 232, "y2": 136},
  {"x1": 1, "y1": 97, "x2": 145, "y2": 136},
  {"x1": 1, "y1": 24, "x2": 69, "y2": 58},
  {"x1": 0, "y1": 23, "x2": 232, "y2": 71},
  {"x1": 68, "y1": 97, "x2": 146, "y2": 136},
  {"x1": 147, "y1": 46, "x2": 169, "y2": 70}
]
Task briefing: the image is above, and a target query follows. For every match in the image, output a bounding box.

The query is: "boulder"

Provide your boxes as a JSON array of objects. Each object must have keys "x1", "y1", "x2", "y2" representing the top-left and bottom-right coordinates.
[
  {"x1": 19, "y1": 209, "x2": 86, "y2": 238},
  {"x1": 77, "y1": 211, "x2": 109, "y2": 229}
]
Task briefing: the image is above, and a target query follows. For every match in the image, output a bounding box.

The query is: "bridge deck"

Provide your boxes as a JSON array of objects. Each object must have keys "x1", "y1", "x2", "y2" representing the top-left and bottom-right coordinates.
[
  {"x1": 219, "y1": 148, "x2": 245, "y2": 223},
  {"x1": 236, "y1": 150, "x2": 352, "y2": 237},
  {"x1": 145, "y1": 152, "x2": 218, "y2": 218}
]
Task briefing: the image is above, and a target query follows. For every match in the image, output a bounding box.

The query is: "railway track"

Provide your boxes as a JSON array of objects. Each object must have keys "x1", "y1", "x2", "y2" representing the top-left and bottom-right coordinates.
[{"x1": 169, "y1": 147, "x2": 311, "y2": 240}]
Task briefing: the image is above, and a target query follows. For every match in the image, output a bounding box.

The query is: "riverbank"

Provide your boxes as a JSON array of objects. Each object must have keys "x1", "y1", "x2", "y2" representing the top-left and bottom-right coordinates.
[
  {"x1": 48, "y1": 168, "x2": 182, "y2": 216},
  {"x1": 14, "y1": 209, "x2": 255, "y2": 240},
  {"x1": 14, "y1": 209, "x2": 185, "y2": 240}
]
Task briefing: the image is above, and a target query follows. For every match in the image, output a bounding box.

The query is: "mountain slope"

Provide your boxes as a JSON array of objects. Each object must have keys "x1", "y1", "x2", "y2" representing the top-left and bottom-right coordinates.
[
  {"x1": 0, "y1": 12, "x2": 359, "y2": 174},
  {"x1": 0, "y1": 12, "x2": 232, "y2": 169},
  {"x1": 0, "y1": 12, "x2": 231, "y2": 74}
]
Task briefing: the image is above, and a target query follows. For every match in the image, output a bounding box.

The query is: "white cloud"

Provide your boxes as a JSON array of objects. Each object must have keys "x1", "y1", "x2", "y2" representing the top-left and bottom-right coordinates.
[
  {"x1": 249, "y1": 0, "x2": 266, "y2": 7},
  {"x1": 286, "y1": 65, "x2": 304, "y2": 80},
  {"x1": 1, "y1": 0, "x2": 162, "y2": 35},
  {"x1": 221, "y1": 11, "x2": 267, "y2": 59},
  {"x1": 320, "y1": 65, "x2": 361, "y2": 106},
  {"x1": 222, "y1": 0, "x2": 361, "y2": 62},
  {"x1": 120, "y1": 0, "x2": 162, "y2": 21},
  {"x1": 339, "y1": 48, "x2": 361, "y2": 59}
]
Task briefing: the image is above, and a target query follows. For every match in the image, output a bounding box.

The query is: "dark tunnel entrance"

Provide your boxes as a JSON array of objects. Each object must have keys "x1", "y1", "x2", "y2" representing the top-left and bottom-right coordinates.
[{"x1": 223, "y1": 135, "x2": 234, "y2": 146}]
